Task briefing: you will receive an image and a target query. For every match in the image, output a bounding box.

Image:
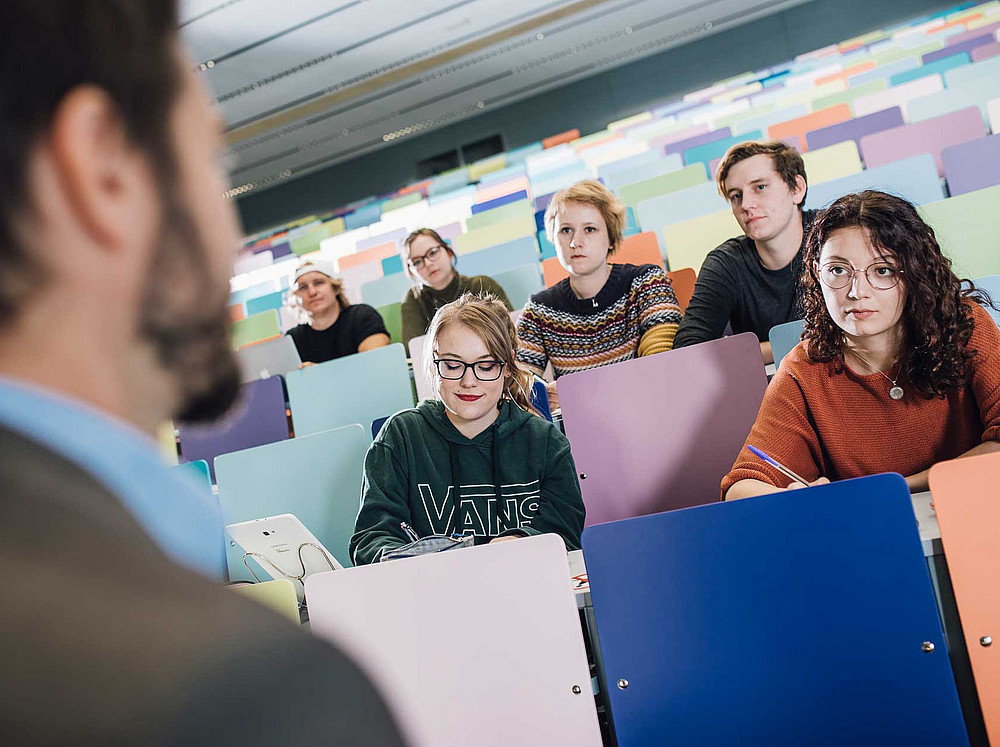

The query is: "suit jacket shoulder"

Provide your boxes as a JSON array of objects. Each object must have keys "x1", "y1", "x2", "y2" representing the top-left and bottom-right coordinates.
[{"x1": 0, "y1": 426, "x2": 406, "y2": 747}]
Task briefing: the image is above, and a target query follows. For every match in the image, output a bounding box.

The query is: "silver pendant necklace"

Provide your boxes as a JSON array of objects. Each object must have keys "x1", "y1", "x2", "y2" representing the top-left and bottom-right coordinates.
[{"x1": 848, "y1": 349, "x2": 904, "y2": 400}]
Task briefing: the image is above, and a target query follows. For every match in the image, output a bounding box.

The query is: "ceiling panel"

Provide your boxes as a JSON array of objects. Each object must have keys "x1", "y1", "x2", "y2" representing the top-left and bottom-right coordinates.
[{"x1": 178, "y1": 0, "x2": 810, "y2": 197}]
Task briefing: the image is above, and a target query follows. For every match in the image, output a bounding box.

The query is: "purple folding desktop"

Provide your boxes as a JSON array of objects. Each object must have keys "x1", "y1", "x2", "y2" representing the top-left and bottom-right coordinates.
[
  {"x1": 266, "y1": 241, "x2": 292, "y2": 260},
  {"x1": 177, "y1": 375, "x2": 291, "y2": 482},
  {"x1": 859, "y1": 106, "x2": 987, "y2": 177},
  {"x1": 557, "y1": 333, "x2": 767, "y2": 527},
  {"x1": 662, "y1": 127, "x2": 732, "y2": 158},
  {"x1": 942, "y1": 134, "x2": 1000, "y2": 196},
  {"x1": 647, "y1": 123, "x2": 710, "y2": 152},
  {"x1": 805, "y1": 107, "x2": 905, "y2": 155},
  {"x1": 922, "y1": 33, "x2": 998, "y2": 64},
  {"x1": 971, "y1": 41, "x2": 1000, "y2": 62}
]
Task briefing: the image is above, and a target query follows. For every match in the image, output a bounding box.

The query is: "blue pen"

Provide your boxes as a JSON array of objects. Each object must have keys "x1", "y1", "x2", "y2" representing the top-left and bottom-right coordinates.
[{"x1": 746, "y1": 444, "x2": 811, "y2": 487}]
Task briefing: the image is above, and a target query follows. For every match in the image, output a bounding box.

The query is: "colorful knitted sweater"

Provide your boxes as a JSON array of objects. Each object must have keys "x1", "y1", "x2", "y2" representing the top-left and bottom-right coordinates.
[{"x1": 516, "y1": 263, "x2": 682, "y2": 379}]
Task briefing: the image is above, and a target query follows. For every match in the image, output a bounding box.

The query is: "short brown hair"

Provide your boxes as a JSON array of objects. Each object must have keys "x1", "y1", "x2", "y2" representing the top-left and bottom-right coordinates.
[
  {"x1": 716, "y1": 140, "x2": 808, "y2": 208},
  {"x1": 544, "y1": 180, "x2": 626, "y2": 254}
]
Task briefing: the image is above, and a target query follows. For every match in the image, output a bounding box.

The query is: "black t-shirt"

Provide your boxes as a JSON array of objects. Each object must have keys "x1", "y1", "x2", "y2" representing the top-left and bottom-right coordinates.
[
  {"x1": 286, "y1": 304, "x2": 388, "y2": 363},
  {"x1": 673, "y1": 210, "x2": 815, "y2": 348}
]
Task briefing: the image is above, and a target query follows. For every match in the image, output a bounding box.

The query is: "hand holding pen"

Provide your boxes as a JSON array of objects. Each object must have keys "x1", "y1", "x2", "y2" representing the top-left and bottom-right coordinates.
[{"x1": 746, "y1": 445, "x2": 830, "y2": 490}]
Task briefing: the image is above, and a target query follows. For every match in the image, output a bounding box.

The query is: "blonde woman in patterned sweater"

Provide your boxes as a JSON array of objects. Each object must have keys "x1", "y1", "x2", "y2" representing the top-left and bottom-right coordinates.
[{"x1": 516, "y1": 180, "x2": 682, "y2": 406}]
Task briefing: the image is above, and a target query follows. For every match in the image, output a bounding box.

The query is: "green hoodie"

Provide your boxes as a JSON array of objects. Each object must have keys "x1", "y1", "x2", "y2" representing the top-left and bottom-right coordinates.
[{"x1": 350, "y1": 399, "x2": 585, "y2": 565}]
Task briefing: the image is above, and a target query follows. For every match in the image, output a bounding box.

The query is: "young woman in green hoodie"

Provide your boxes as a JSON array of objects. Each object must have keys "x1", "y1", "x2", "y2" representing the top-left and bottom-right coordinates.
[{"x1": 350, "y1": 294, "x2": 585, "y2": 565}]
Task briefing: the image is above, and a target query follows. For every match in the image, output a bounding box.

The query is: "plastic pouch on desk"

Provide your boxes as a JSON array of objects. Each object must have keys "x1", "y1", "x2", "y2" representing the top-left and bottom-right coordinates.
[{"x1": 380, "y1": 533, "x2": 474, "y2": 562}]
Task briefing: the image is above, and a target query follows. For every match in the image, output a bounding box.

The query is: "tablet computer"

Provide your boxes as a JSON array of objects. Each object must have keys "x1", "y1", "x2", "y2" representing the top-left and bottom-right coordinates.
[{"x1": 226, "y1": 513, "x2": 343, "y2": 602}]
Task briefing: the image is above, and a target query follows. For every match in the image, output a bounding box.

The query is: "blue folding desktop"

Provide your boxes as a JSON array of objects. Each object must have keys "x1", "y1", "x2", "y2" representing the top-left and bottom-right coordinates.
[{"x1": 583, "y1": 474, "x2": 969, "y2": 747}]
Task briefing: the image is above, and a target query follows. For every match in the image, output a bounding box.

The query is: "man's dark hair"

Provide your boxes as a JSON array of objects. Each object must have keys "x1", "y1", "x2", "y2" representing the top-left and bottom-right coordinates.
[
  {"x1": 0, "y1": 2, "x2": 181, "y2": 324},
  {"x1": 716, "y1": 140, "x2": 809, "y2": 208}
]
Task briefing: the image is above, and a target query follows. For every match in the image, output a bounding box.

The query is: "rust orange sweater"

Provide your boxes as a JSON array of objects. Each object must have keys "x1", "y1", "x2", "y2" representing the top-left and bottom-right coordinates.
[{"x1": 722, "y1": 302, "x2": 1000, "y2": 496}]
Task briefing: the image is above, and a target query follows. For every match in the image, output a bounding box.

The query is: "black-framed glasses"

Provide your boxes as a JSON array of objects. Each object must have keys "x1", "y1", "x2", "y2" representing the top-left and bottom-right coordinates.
[
  {"x1": 408, "y1": 245, "x2": 446, "y2": 270},
  {"x1": 817, "y1": 261, "x2": 904, "y2": 290},
  {"x1": 433, "y1": 358, "x2": 505, "y2": 381}
]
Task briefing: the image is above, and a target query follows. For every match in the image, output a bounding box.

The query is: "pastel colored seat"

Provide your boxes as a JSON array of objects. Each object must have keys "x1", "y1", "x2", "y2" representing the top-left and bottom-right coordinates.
[
  {"x1": 178, "y1": 376, "x2": 290, "y2": 482},
  {"x1": 471, "y1": 190, "x2": 528, "y2": 214},
  {"x1": 453, "y1": 215, "x2": 536, "y2": 254},
  {"x1": 944, "y1": 51, "x2": 1000, "y2": 88},
  {"x1": 493, "y1": 263, "x2": 543, "y2": 309},
  {"x1": 245, "y1": 289, "x2": 286, "y2": 317},
  {"x1": 767, "y1": 103, "x2": 853, "y2": 152},
  {"x1": 231, "y1": 309, "x2": 282, "y2": 350},
  {"x1": 228, "y1": 304, "x2": 244, "y2": 323},
  {"x1": 458, "y1": 235, "x2": 540, "y2": 278},
  {"x1": 636, "y1": 182, "x2": 726, "y2": 254},
  {"x1": 890, "y1": 51, "x2": 971, "y2": 86},
  {"x1": 381, "y1": 255, "x2": 403, "y2": 276},
  {"x1": 601, "y1": 153, "x2": 684, "y2": 193},
  {"x1": 230, "y1": 580, "x2": 301, "y2": 624},
  {"x1": 542, "y1": 129, "x2": 580, "y2": 149},
  {"x1": 357, "y1": 227, "x2": 406, "y2": 251},
  {"x1": 542, "y1": 231, "x2": 664, "y2": 287},
  {"x1": 661, "y1": 209, "x2": 742, "y2": 273},
  {"x1": 682, "y1": 130, "x2": 763, "y2": 167},
  {"x1": 852, "y1": 75, "x2": 945, "y2": 120},
  {"x1": 662, "y1": 127, "x2": 732, "y2": 158},
  {"x1": 338, "y1": 241, "x2": 397, "y2": 271},
  {"x1": 972, "y1": 41, "x2": 1000, "y2": 62},
  {"x1": 467, "y1": 155, "x2": 506, "y2": 181},
  {"x1": 618, "y1": 163, "x2": 708, "y2": 207},
  {"x1": 942, "y1": 134, "x2": 1000, "y2": 196},
  {"x1": 230, "y1": 278, "x2": 281, "y2": 307},
  {"x1": 804, "y1": 107, "x2": 905, "y2": 154},
  {"x1": 906, "y1": 75, "x2": 1000, "y2": 125},
  {"x1": 990, "y1": 97, "x2": 1000, "y2": 133},
  {"x1": 216, "y1": 424, "x2": 370, "y2": 575},
  {"x1": 174, "y1": 459, "x2": 212, "y2": 492},
  {"x1": 806, "y1": 153, "x2": 945, "y2": 209},
  {"x1": 665, "y1": 267, "x2": 696, "y2": 312},
  {"x1": 769, "y1": 318, "x2": 806, "y2": 368},
  {"x1": 475, "y1": 176, "x2": 531, "y2": 204},
  {"x1": 732, "y1": 104, "x2": 809, "y2": 136},
  {"x1": 929, "y1": 451, "x2": 1000, "y2": 746},
  {"x1": 925, "y1": 33, "x2": 996, "y2": 64},
  {"x1": 238, "y1": 335, "x2": 301, "y2": 383},
  {"x1": 344, "y1": 203, "x2": 381, "y2": 230},
  {"x1": 810, "y1": 78, "x2": 888, "y2": 112},
  {"x1": 596, "y1": 149, "x2": 669, "y2": 187},
  {"x1": 558, "y1": 333, "x2": 766, "y2": 526},
  {"x1": 800, "y1": 140, "x2": 864, "y2": 183},
  {"x1": 376, "y1": 302, "x2": 403, "y2": 344},
  {"x1": 583, "y1": 474, "x2": 968, "y2": 746},
  {"x1": 285, "y1": 343, "x2": 415, "y2": 438},
  {"x1": 529, "y1": 164, "x2": 593, "y2": 198},
  {"x1": 380, "y1": 192, "x2": 422, "y2": 214},
  {"x1": 359, "y1": 272, "x2": 412, "y2": 308},
  {"x1": 918, "y1": 185, "x2": 1000, "y2": 278},
  {"x1": 860, "y1": 106, "x2": 986, "y2": 176},
  {"x1": 306, "y1": 536, "x2": 603, "y2": 746},
  {"x1": 464, "y1": 201, "x2": 533, "y2": 232}
]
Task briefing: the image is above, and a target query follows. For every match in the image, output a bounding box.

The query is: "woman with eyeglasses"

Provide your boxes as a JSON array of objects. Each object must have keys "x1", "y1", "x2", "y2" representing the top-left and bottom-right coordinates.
[
  {"x1": 399, "y1": 228, "x2": 512, "y2": 347},
  {"x1": 350, "y1": 294, "x2": 585, "y2": 565},
  {"x1": 723, "y1": 191, "x2": 1000, "y2": 501}
]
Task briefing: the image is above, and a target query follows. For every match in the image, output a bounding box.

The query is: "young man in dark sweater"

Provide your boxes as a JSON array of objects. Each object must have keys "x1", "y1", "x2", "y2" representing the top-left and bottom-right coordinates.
[{"x1": 673, "y1": 141, "x2": 813, "y2": 364}]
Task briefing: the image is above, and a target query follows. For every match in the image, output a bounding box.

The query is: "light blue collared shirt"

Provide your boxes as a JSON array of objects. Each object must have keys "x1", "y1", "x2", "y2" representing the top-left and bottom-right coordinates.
[{"x1": 0, "y1": 377, "x2": 226, "y2": 579}]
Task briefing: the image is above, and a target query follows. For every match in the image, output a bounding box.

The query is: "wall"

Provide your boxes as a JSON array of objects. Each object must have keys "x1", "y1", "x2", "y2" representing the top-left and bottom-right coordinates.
[{"x1": 237, "y1": 0, "x2": 957, "y2": 233}]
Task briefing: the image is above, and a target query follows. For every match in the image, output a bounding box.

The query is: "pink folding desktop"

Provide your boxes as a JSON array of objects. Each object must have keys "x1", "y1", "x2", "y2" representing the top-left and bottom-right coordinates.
[
  {"x1": 859, "y1": 106, "x2": 987, "y2": 176},
  {"x1": 306, "y1": 535, "x2": 602, "y2": 747},
  {"x1": 558, "y1": 333, "x2": 768, "y2": 527}
]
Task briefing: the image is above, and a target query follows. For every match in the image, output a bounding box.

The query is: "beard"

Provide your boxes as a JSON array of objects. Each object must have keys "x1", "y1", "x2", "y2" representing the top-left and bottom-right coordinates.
[{"x1": 138, "y1": 188, "x2": 242, "y2": 424}]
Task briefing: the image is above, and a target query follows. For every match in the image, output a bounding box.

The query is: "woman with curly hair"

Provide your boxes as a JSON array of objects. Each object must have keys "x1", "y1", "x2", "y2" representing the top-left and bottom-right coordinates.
[{"x1": 722, "y1": 190, "x2": 1000, "y2": 500}]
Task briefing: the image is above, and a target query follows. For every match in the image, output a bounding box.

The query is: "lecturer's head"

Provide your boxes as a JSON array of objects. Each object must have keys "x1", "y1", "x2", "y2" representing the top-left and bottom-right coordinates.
[{"x1": 0, "y1": 1, "x2": 242, "y2": 426}]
